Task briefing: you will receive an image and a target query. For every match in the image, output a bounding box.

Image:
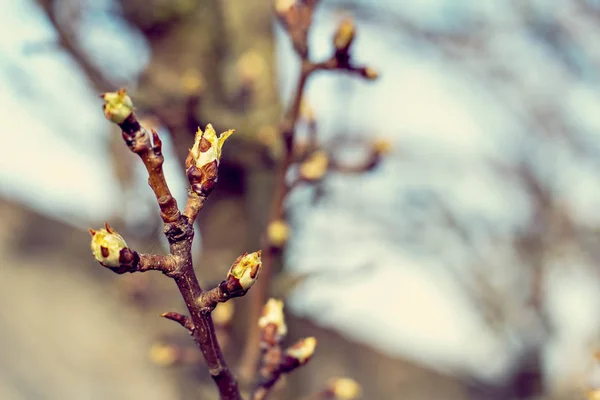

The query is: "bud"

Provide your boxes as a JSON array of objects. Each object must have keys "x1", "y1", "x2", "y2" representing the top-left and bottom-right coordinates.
[
  {"x1": 237, "y1": 50, "x2": 266, "y2": 84},
  {"x1": 186, "y1": 124, "x2": 234, "y2": 195},
  {"x1": 267, "y1": 219, "x2": 291, "y2": 248},
  {"x1": 259, "y1": 298, "x2": 288, "y2": 339},
  {"x1": 89, "y1": 222, "x2": 133, "y2": 268},
  {"x1": 285, "y1": 336, "x2": 317, "y2": 365},
  {"x1": 328, "y1": 377, "x2": 362, "y2": 400},
  {"x1": 364, "y1": 67, "x2": 379, "y2": 80},
  {"x1": 372, "y1": 138, "x2": 392, "y2": 155},
  {"x1": 299, "y1": 150, "x2": 329, "y2": 181},
  {"x1": 334, "y1": 18, "x2": 355, "y2": 53},
  {"x1": 225, "y1": 251, "x2": 262, "y2": 294},
  {"x1": 102, "y1": 88, "x2": 134, "y2": 124}
]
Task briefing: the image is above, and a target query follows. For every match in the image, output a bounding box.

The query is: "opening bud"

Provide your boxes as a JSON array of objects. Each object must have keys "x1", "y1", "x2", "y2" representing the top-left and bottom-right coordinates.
[
  {"x1": 102, "y1": 88, "x2": 134, "y2": 124},
  {"x1": 89, "y1": 223, "x2": 130, "y2": 268},
  {"x1": 186, "y1": 124, "x2": 234, "y2": 195},
  {"x1": 258, "y1": 298, "x2": 288, "y2": 339},
  {"x1": 286, "y1": 336, "x2": 317, "y2": 365},
  {"x1": 226, "y1": 251, "x2": 262, "y2": 292}
]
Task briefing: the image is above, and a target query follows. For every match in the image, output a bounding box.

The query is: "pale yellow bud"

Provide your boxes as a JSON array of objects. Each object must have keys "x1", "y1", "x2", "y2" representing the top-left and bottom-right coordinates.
[
  {"x1": 372, "y1": 139, "x2": 392, "y2": 155},
  {"x1": 189, "y1": 124, "x2": 234, "y2": 168},
  {"x1": 227, "y1": 251, "x2": 262, "y2": 291},
  {"x1": 267, "y1": 219, "x2": 290, "y2": 248},
  {"x1": 102, "y1": 88, "x2": 134, "y2": 124},
  {"x1": 286, "y1": 337, "x2": 317, "y2": 364},
  {"x1": 186, "y1": 124, "x2": 235, "y2": 195},
  {"x1": 364, "y1": 67, "x2": 379, "y2": 80},
  {"x1": 328, "y1": 377, "x2": 362, "y2": 400},
  {"x1": 299, "y1": 150, "x2": 329, "y2": 181},
  {"x1": 334, "y1": 18, "x2": 355, "y2": 52},
  {"x1": 258, "y1": 298, "x2": 287, "y2": 338},
  {"x1": 89, "y1": 223, "x2": 128, "y2": 267}
]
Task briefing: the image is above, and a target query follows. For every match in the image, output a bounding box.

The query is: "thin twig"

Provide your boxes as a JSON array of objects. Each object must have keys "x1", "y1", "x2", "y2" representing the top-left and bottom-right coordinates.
[
  {"x1": 161, "y1": 311, "x2": 195, "y2": 333},
  {"x1": 114, "y1": 115, "x2": 181, "y2": 223}
]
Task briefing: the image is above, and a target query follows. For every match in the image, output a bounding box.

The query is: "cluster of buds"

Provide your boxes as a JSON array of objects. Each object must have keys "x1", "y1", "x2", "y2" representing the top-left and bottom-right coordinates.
[
  {"x1": 220, "y1": 251, "x2": 263, "y2": 296},
  {"x1": 257, "y1": 298, "x2": 317, "y2": 372},
  {"x1": 186, "y1": 124, "x2": 234, "y2": 196},
  {"x1": 101, "y1": 88, "x2": 134, "y2": 124},
  {"x1": 89, "y1": 223, "x2": 139, "y2": 273}
]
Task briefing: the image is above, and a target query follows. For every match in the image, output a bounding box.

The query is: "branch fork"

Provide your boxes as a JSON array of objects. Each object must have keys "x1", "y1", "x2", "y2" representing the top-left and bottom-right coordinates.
[{"x1": 90, "y1": 88, "x2": 258, "y2": 400}]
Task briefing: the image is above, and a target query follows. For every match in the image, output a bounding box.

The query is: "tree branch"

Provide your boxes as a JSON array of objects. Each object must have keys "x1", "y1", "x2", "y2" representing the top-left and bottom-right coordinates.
[
  {"x1": 92, "y1": 89, "x2": 259, "y2": 400},
  {"x1": 250, "y1": 299, "x2": 316, "y2": 400},
  {"x1": 239, "y1": 2, "x2": 378, "y2": 380}
]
